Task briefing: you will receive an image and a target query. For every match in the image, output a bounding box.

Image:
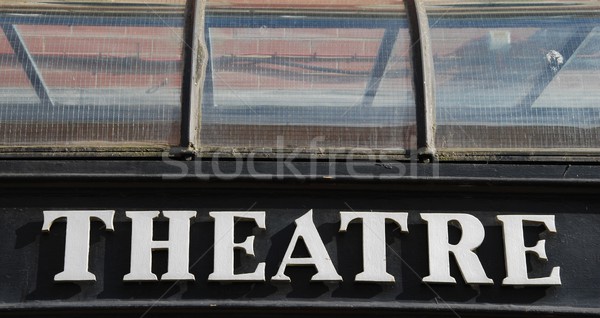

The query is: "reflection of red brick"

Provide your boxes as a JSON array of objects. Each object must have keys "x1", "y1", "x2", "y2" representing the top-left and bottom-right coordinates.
[
  {"x1": 14, "y1": 25, "x2": 182, "y2": 60},
  {"x1": 42, "y1": 70, "x2": 98, "y2": 88},
  {"x1": 0, "y1": 34, "x2": 13, "y2": 55},
  {"x1": 127, "y1": 26, "x2": 179, "y2": 38},
  {"x1": 284, "y1": 28, "x2": 338, "y2": 39},
  {"x1": 234, "y1": 28, "x2": 285, "y2": 38},
  {"x1": 364, "y1": 40, "x2": 383, "y2": 56},
  {"x1": 96, "y1": 73, "x2": 152, "y2": 87},
  {"x1": 208, "y1": 25, "x2": 404, "y2": 93},
  {"x1": 18, "y1": 25, "x2": 72, "y2": 37},
  {"x1": 0, "y1": 59, "x2": 182, "y2": 89},
  {"x1": 0, "y1": 68, "x2": 31, "y2": 86},
  {"x1": 211, "y1": 27, "x2": 385, "y2": 59},
  {"x1": 258, "y1": 76, "x2": 314, "y2": 89},
  {"x1": 161, "y1": 73, "x2": 183, "y2": 87},
  {"x1": 211, "y1": 28, "x2": 235, "y2": 38},
  {"x1": 258, "y1": 39, "x2": 312, "y2": 56},
  {"x1": 337, "y1": 61, "x2": 376, "y2": 72},
  {"x1": 215, "y1": 72, "x2": 370, "y2": 90},
  {"x1": 37, "y1": 70, "x2": 183, "y2": 88},
  {"x1": 152, "y1": 38, "x2": 184, "y2": 59},
  {"x1": 43, "y1": 37, "x2": 154, "y2": 56},
  {"x1": 19, "y1": 36, "x2": 45, "y2": 53},
  {"x1": 311, "y1": 39, "x2": 366, "y2": 57},
  {"x1": 214, "y1": 71, "x2": 260, "y2": 89},
  {"x1": 212, "y1": 39, "x2": 259, "y2": 55},
  {"x1": 70, "y1": 26, "x2": 125, "y2": 37},
  {"x1": 338, "y1": 29, "x2": 384, "y2": 39}
]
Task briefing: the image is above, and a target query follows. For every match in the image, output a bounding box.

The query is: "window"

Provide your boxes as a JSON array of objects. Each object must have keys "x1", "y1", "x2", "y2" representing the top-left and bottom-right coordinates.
[
  {"x1": 200, "y1": 0, "x2": 416, "y2": 152},
  {"x1": 426, "y1": 1, "x2": 600, "y2": 150},
  {"x1": 0, "y1": 0, "x2": 187, "y2": 146},
  {"x1": 0, "y1": 0, "x2": 599, "y2": 160}
]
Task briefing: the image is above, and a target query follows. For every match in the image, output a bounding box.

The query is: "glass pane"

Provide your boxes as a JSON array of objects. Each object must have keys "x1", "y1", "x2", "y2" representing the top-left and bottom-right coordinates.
[
  {"x1": 427, "y1": 1, "x2": 600, "y2": 149},
  {"x1": 201, "y1": 1, "x2": 416, "y2": 152},
  {"x1": 0, "y1": 0, "x2": 186, "y2": 146}
]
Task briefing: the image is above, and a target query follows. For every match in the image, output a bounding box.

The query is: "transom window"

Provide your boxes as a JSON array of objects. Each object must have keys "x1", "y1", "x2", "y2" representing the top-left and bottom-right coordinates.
[{"x1": 0, "y1": 0, "x2": 598, "y2": 160}]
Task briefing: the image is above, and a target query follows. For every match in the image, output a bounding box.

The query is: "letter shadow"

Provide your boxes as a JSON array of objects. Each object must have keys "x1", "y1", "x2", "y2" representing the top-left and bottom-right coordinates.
[
  {"x1": 97, "y1": 218, "x2": 184, "y2": 299},
  {"x1": 263, "y1": 221, "x2": 335, "y2": 299},
  {"x1": 331, "y1": 221, "x2": 387, "y2": 299},
  {"x1": 184, "y1": 218, "x2": 265, "y2": 299},
  {"x1": 475, "y1": 225, "x2": 548, "y2": 304},
  {"x1": 395, "y1": 224, "x2": 548, "y2": 304},
  {"x1": 25, "y1": 221, "x2": 84, "y2": 300},
  {"x1": 395, "y1": 224, "x2": 478, "y2": 302}
]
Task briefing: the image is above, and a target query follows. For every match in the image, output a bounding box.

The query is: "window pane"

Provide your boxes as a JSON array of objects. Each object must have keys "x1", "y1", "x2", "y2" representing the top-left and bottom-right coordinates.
[
  {"x1": 201, "y1": 1, "x2": 416, "y2": 152},
  {"x1": 427, "y1": 1, "x2": 600, "y2": 149},
  {"x1": 0, "y1": 0, "x2": 186, "y2": 146}
]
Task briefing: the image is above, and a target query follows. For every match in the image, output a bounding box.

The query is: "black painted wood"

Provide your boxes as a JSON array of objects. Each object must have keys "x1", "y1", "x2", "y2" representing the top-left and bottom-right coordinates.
[{"x1": 0, "y1": 172, "x2": 597, "y2": 316}]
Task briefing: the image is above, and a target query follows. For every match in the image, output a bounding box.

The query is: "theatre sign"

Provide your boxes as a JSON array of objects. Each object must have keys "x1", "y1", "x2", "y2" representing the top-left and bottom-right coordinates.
[
  {"x1": 0, "y1": 181, "x2": 598, "y2": 317},
  {"x1": 42, "y1": 210, "x2": 560, "y2": 286}
]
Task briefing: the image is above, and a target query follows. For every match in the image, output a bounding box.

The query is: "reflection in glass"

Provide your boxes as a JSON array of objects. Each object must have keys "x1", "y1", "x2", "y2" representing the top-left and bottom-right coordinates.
[
  {"x1": 0, "y1": 0, "x2": 186, "y2": 146},
  {"x1": 427, "y1": 1, "x2": 600, "y2": 149},
  {"x1": 201, "y1": 1, "x2": 416, "y2": 151}
]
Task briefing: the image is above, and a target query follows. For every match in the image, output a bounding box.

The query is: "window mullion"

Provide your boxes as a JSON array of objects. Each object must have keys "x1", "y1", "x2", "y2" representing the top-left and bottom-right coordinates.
[
  {"x1": 180, "y1": 0, "x2": 206, "y2": 157},
  {"x1": 407, "y1": 0, "x2": 436, "y2": 162}
]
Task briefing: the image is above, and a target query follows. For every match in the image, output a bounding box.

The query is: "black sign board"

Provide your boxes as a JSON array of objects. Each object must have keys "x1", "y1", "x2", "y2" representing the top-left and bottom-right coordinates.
[{"x1": 0, "y1": 179, "x2": 597, "y2": 317}]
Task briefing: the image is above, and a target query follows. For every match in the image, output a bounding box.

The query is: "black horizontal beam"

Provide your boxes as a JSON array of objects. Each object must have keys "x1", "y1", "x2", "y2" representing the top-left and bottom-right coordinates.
[
  {"x1": 0, "y1": 160, "x2": 598, "y2": 189},
  {"x1": 0, "y1": 299, "x2": 597, "y2": 318}
]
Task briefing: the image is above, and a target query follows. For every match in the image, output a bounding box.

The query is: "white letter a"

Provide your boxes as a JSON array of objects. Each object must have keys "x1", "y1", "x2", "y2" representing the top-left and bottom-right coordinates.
[{"x1": 272, "y1": 210, "x2": 342, "y2": 282}]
